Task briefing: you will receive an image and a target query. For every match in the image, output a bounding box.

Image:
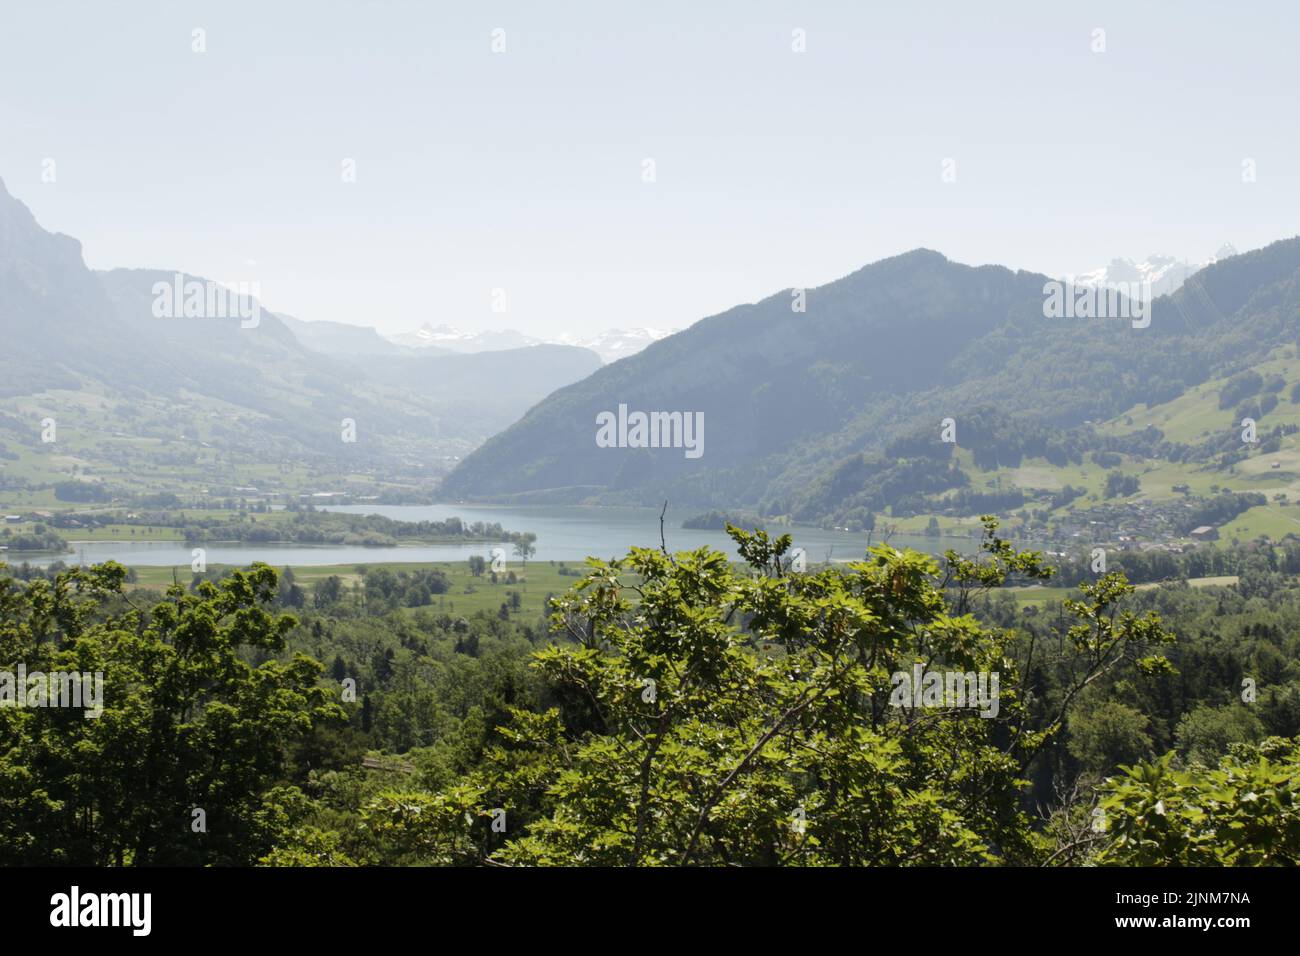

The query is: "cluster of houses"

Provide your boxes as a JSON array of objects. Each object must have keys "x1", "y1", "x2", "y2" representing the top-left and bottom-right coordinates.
[
  {"x1": 5, "y1": 510, "x2": 60, "y2": 525},
  {"x1": 1039, "y1": 500, "x2": 1220, "y2": 550}
]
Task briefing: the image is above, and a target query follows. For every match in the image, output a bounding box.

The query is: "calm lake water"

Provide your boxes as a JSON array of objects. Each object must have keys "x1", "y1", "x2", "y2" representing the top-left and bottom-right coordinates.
[{"x1": 21, "y1": 503, "x2": 978, "y2": 568}]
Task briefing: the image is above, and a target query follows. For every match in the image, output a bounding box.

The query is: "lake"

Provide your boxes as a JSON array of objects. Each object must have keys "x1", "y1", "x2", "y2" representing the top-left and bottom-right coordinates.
[{"x1": 16, "y1": 503, "x2": 980, "y2": 568}]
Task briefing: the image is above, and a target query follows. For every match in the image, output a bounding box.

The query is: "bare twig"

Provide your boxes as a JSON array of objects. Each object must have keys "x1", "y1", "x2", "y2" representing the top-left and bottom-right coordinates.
[{"x1": 659, "y1": 500, "x2": 675, "y2": 563}]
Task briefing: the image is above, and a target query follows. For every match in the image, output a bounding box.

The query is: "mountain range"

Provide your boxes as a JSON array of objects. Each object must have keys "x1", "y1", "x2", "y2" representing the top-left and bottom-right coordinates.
[
  {"x1": 386, "y1": 322, "x2": 676, "y2": 363},
  {"x1": 8, "y1": 168, "x2": 1300, "y2": 531},
  {"x1": 0, "y1": 177, "x2": 601, "y2": 499},
  {"x1": 1069, "y1": 245, "x2": 1240, "y2": 298},
  {"x1": 440, "y1": 238, "x2": 1300, "y2": 528}
]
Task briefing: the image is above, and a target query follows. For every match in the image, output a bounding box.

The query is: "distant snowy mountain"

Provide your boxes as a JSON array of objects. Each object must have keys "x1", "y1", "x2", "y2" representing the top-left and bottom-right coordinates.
[
  {"x1": 1068, "y1": 244, "x2": 1238, "y2": 298},
  {"x1": 384, "y1": 323, "x2": 676, "y2": 363},
  {"x1": 389, "y1": 323, "x2": 541, "y2": 352},
  {"x1": 555, "y1": 327, "x2": 677, "y2": 363}
]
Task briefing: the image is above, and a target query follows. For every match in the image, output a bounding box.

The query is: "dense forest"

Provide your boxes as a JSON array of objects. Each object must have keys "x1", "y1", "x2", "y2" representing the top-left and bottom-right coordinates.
[{"x1": 4, "y1": 520, "x2": 1296, "y2": 866}]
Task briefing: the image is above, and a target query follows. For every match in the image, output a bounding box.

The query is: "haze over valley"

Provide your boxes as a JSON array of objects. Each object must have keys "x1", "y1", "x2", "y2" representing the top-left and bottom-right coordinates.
[{"x1": 4, "y1": 3, "x2": 1300, "y2": 888}]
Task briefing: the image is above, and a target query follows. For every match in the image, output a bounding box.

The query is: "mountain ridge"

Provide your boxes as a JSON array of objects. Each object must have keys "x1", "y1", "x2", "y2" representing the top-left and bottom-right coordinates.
[
  {"x1": 0, "y1": 178, "x2": 602, "y2": 498},
  {"x1": 439, "y1": 238, "x2": 1300, "y2": 525}
]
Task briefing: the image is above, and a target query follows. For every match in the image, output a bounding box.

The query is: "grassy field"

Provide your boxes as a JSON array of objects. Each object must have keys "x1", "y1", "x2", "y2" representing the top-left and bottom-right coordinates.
[
  {"x1": 0, "y1": 381, "x2": 445, "y2": 508},
  {"x1": 0, "y1": 507, "x2": 516, "y2": 555},
  {"x1": 949, "y1": 447, "x2": 1116, "y2": 515},
  {"x1": 2, "y1": 521, "x2": 186, "y2": 543},
  {"x1": 1098, "y1": 349, "x2": 1300, "y2": 446},
  {"x1": 1216, "y1": 504, "x2": 1300, "y2": 542},
  {"x1": 910, "y1": 348, "x2": 1300, "y2": 542},
  {"x1": 1010, "y1": 574, "x2": 1242, "y2": 607},
  {"x1": 125, "y1": 558, "x2": 594, "y2": 620}
]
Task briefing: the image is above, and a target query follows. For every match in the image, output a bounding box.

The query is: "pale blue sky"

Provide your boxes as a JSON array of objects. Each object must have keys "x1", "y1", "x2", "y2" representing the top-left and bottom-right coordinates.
[{"x1": 2, "y1": 0, "x2": 1295, "y2": 336}]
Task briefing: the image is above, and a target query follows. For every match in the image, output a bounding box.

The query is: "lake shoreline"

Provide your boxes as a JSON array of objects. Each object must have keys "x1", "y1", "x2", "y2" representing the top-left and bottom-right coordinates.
[{"x1": 6, "y1": 503, "x2": 988, "y2": 568}]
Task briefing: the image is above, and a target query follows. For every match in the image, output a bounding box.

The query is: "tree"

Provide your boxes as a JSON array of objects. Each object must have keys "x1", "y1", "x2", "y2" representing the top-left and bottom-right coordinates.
[
  {"x1": 314, "y1": 574, "x2": 344, "y2": 608},
  {"x1": 365, "y1": 519, "x2": 1175, "y2": 866},
  {"x1": 278, "y1": 566, "x2": 306, "y2": 608},
  {"x1": 1067, "y1": 700, "x2": 1153, "y2": 774},
  {"x1": 1174, "y1": 703, "x2": 1265, "y2": 764},
  {"x1": 1104, "y1": 471, "x2": 1140, "y2": 498},
  {"x1": 513, "y1": 533, "x2": 537, "y2": 569},
  {"x1": 0, "y1": 562, "x2": 343, "y2": 865},
  {"x1": 1096, "y1": 739, "x2": 1300, "y2": 865}
]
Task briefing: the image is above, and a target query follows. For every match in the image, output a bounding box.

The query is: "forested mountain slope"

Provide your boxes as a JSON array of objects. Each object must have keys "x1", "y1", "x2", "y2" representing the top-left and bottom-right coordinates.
[
  {"x1": 0, "y1": 177, "x2": 599, "y2": 498},
  {"x1": 441, "y1": 239, "x2": 1300, "y2": 523}
]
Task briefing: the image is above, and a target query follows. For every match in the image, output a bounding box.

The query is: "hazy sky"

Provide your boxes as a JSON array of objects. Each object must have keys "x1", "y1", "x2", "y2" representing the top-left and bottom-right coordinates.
[{"x1": 2, "y1": 1, "x2": 1296, "y2": 337}]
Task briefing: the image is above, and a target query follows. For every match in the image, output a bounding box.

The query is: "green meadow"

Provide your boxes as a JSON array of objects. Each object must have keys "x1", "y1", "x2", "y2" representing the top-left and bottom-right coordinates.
[{"x1": 125, "y1": 558, "x2": 590, "y2": 620}]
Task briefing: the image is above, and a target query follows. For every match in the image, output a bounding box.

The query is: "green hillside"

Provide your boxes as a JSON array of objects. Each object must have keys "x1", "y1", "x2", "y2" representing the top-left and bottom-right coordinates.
[
  {"x1": 880, "y1": 345, "x2": 1300, "y2": 547},
  {"x1": 440, "y1": 238, "x2": 1300, "y2": 547},
  {"x1": 0, "y1": 178, "x2": 600, "y2": 509}
]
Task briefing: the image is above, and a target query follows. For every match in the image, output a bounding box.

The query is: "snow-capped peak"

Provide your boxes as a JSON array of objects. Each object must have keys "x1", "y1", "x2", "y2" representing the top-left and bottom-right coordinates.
[
  {"x1": 384, "y1": 323, "x2": 677, "y2": 362},
  {"x1": 414, "y1": 323, "x2": 477, "y2": 343},
  {"x1": 1066, "y1": 245, "x2": 1238, "y2": 298},
  {"x1": 554, "y1": 327, "x2": 678, "y2": 363},
  {"x1": 389, "y1": 323, "x2": 541, "y2": 352}
]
